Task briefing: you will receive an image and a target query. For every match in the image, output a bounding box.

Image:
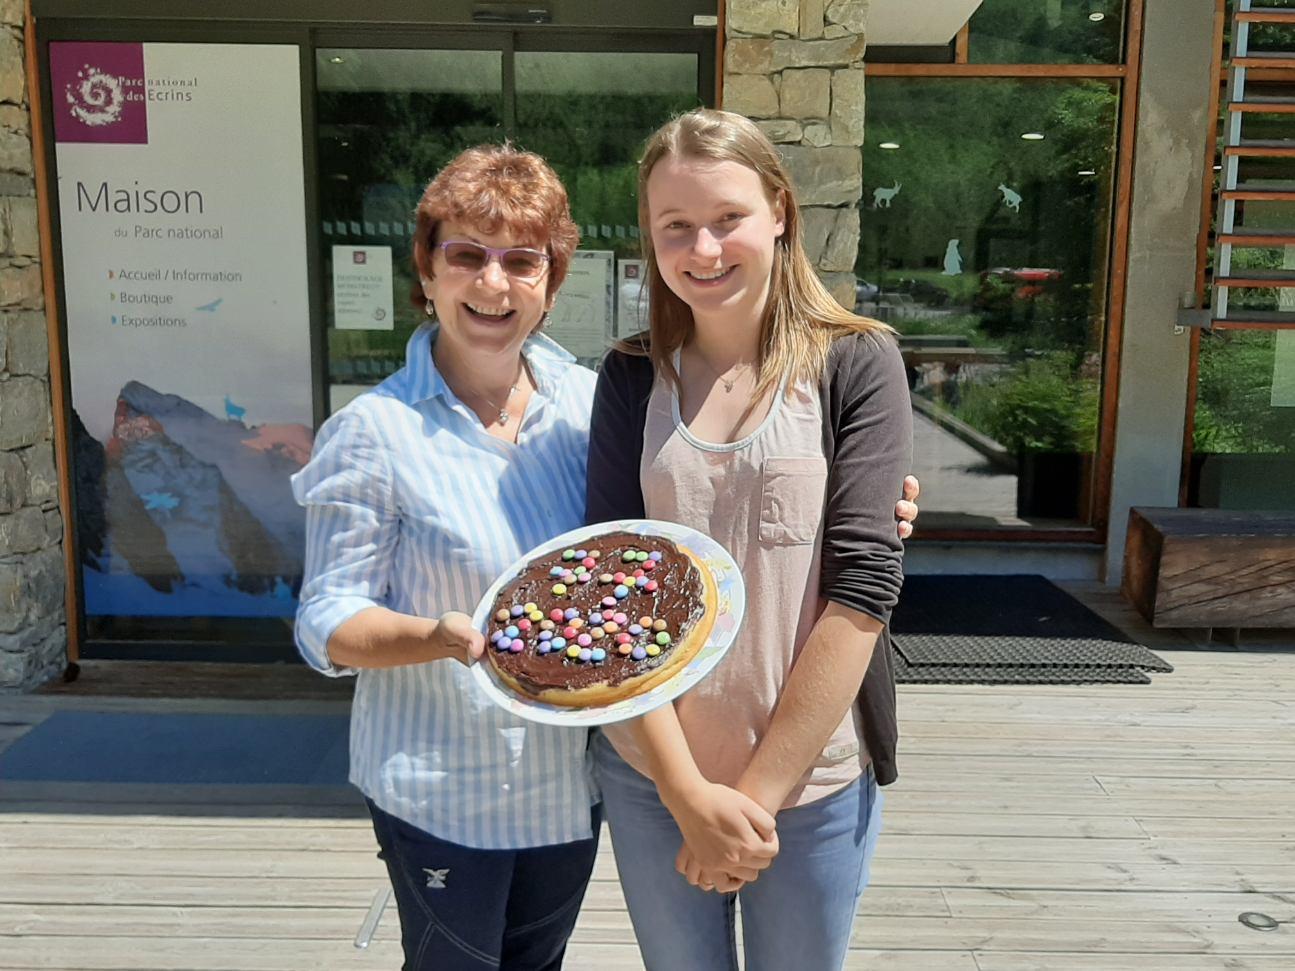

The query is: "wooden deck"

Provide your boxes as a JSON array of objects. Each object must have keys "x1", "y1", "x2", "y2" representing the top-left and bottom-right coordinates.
[{"x1": 2, "y1": 592, "x2": 1294, "y2": 969}]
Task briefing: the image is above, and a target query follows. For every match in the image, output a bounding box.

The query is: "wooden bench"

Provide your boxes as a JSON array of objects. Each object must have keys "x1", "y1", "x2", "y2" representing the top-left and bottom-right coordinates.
[{"x1": 1122, "y1": 506, "x2": 1295, "y2": 632}]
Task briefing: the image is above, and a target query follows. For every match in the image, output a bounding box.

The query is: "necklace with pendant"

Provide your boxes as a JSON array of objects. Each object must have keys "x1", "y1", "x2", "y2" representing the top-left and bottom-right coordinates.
[
  {"x1": 491, "y1": 379, "x2": 520, "y2": 425},
  {"x1": 494, "y1": 389, "x2": 516, "y2": 425},
  {"x1": 697, "y1": 354, "x2": 753, "y2": 393},
  {"x1": 465, "y1": 362, "x2": 525, "y2": 426}
]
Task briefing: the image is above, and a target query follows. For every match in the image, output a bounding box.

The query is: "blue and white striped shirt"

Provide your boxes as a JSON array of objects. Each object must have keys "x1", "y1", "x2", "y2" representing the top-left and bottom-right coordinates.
[{"x1": 291, "y1": 323, "x2": 598, "y2": 849}]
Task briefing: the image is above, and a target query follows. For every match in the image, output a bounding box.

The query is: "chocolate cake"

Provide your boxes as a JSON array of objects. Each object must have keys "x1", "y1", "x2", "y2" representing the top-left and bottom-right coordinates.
[{"x1": 484, "y1": 531, "x2": 717, "y2": 707}]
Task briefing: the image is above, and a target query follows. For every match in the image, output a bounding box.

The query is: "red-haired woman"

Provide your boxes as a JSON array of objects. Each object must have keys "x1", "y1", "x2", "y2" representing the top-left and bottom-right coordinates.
[{"x1": 292, "y1": 145, "x2": 600, "y2": 970}]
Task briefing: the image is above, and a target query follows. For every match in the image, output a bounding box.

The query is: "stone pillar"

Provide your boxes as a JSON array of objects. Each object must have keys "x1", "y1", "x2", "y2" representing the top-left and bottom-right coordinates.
[
  {"x1": 0, "y1": 3, "x2": 66, "y2": 690},
  {"x1": 724, "y1": 0, "x2": 867, "y2": 308}
]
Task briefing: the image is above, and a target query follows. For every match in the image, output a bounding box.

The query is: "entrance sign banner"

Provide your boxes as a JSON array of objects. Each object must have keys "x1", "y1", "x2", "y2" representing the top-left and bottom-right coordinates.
[
  {"x1": 52, "y1": 42, "x2": 313, "y2": 620},
  {"x1": 332, "y1": 244, "x2": 394, "y2": 330}
]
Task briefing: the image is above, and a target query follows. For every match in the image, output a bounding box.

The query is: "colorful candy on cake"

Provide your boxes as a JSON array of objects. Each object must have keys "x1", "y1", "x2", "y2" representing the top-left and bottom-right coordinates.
[{"x1": 484, "y1": 531, "x2": 717, "y2": 707}]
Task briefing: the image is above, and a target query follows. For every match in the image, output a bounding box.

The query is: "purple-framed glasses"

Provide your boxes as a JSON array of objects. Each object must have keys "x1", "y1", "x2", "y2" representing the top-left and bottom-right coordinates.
[{"x1": 433, "y1": 240, "x2": 552, "y2": 281}]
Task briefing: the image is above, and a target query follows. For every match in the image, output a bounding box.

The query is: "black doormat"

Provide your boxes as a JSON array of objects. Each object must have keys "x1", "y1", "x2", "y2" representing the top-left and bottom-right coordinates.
[
  {"x1": 893, "y1": 652, "x2": 1152, "y2": 685},
  {"x1": 897, "y1": 634, "x2": 1172, "y2": 672},
  {"x1": 891, "y1": 575, "x2": 1172, "y2": 685}
]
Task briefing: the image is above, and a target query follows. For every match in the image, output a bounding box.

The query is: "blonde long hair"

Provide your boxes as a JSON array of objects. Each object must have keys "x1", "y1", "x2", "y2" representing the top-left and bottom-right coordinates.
[{"x1": 632, "y1": 109, "x2": 892, "y2": 398}]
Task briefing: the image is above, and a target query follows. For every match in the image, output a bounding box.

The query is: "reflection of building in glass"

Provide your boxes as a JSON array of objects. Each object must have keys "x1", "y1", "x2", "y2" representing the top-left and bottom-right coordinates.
[{"x1": 859, "y1": 74, "x2": 1120, "y2": 528}]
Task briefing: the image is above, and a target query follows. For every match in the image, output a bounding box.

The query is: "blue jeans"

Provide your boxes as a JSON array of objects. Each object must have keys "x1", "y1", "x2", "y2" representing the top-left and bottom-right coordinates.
[
  {"x1": 367, "y1": 799, "x2": 600, "y2": 970},
  {"x1": 592, "y1": 731, "x2": 882, "y2": 971}
]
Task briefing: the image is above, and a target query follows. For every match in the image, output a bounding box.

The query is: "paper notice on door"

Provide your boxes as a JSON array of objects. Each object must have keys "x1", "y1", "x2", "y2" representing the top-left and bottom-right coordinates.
[
  {"x1": 617, "y1": 259, "x2": 649, "y2": 338},
  {"x1": 547, "y1": 250, "x2": 614, "y2": 362},
  {"x1": 333, "y1": 245, "x2": 394, "y2": 330}
]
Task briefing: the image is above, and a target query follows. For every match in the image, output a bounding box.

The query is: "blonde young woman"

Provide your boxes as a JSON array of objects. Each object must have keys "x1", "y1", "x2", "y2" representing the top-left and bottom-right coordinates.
[{"x1": 586, "y1": 109, "x2": 913, "y2": 970}]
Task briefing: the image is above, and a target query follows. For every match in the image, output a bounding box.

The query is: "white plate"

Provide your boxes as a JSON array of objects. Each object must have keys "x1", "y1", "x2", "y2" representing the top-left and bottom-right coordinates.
[{"x1": 470, "y1": 519, "x2": 745, "y2": 727}]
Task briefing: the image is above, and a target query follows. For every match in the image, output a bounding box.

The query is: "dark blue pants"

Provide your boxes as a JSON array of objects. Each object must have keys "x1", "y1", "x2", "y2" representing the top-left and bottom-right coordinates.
[{"x1": 367, "y1": 799, "x2": 601, "y2": 971}]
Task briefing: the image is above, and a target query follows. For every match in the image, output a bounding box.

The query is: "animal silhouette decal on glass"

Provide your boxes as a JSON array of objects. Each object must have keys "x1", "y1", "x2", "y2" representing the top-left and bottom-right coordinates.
[
  {"x1": 872, "y1": 181, "x2": 902, "y2": 208},
  {"x1": 998, "y1": 183, "x2": 1022, "y2": 212},
  {"x1": 942, "y1": 239, "x2": 963, "y2": 276}
]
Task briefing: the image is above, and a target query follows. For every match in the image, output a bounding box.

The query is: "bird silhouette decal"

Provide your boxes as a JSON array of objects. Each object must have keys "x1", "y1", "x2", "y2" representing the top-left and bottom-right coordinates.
[{"x1": 141, "y1": 491, "x2": 180, "y2": 513}]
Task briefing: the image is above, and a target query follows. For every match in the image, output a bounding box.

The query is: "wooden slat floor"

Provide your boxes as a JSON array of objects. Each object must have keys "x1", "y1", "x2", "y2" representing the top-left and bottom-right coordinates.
[{"x1": 2, "y1": 591, "x2": 1293, "y2": 970}]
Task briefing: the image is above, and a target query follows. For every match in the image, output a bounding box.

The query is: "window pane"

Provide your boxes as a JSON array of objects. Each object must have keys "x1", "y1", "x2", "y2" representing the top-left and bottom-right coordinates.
[
  {"x1": 315, "y1": 48, "x2": 504, "y2": 410},
  {"x1": 969, "y1": 0, "x2": 1125, "y2": 64},
  {"x1": 860, "y1": 78, "x2": 1119, "y2": 527},
  {"x1": 515, "y1": 51, "x2": 699, "y2": 260},
  {"x1": 1234, "y1": 0, "x2": 1295, "y2": 58},
  {"x1": 1193, "y1": 4, "x2": 1295, "y2": 509},
  {"x1": 515, "y1": 51, "x2": 700, "y2": 364},
  {"x1": 1210, "y1": 56, "x2": 1295, "y2": 318},
  {"x1": 1191, "y1": 330, "x2": 1295, "y2": 510}
]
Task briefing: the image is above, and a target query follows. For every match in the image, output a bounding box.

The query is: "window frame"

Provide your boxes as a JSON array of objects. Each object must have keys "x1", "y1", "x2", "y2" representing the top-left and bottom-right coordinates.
[
  {"x1": 31, "y1": 8, "x2": 716, "y2": 661},
  {"x1": 1182, "y1": 0, "x2": 1295, "y2": 510},
  {"x1": 860, "y1": 0, "x2": 1146, "y2": 543}
]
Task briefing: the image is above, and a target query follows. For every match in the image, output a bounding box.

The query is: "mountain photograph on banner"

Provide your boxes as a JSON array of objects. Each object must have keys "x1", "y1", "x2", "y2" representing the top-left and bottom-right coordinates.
[{"x1": 73, "y1": 385, "x2": 311, "y2": 618}]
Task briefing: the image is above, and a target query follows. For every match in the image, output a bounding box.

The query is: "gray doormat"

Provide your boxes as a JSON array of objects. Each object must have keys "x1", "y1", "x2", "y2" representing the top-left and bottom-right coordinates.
[
  {"x1": 896, "y1": 634, "x2": 1173, "y2": 672},
  {"x1": 893, "y1": 650, "x2": 1152, "y2": 686},
  {"x1": 891, "y1": 575, "x2": 1172, "y2": 686}
]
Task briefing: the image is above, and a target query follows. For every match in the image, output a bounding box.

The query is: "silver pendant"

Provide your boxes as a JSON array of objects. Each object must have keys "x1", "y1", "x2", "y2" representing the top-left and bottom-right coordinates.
[{"x1": 498, "y1": 409, "x2": 510, "y2": 425}]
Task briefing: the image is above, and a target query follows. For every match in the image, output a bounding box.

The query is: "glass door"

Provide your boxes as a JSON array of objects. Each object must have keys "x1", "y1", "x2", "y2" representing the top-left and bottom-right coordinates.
[
  {"x1": 314, "y1": 42, "x2": 507, "y2": 412},
  {"x1": 514, "y1": 44, "x2": 704, "y2": 365},
  {"x1": 316, "y1": 31, "x2": 711, "y2": 398}
]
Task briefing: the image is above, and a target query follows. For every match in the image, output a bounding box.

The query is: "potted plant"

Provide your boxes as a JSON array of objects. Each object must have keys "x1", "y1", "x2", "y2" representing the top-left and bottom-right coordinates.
[{"x1": 983, "y1": 354, "x2": 1097, "y2": 518}]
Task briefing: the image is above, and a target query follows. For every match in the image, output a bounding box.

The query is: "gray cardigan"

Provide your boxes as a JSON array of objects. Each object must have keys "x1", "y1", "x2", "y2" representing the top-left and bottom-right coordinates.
[{"x1": 585, "y1": 331, "x2": 913, "y2": 785}]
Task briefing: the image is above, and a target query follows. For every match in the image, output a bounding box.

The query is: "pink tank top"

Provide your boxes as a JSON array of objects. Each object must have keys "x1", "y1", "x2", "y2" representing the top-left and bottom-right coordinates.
[{"x1": 601, "y1": 366, "x2": 868, "y2": 809}]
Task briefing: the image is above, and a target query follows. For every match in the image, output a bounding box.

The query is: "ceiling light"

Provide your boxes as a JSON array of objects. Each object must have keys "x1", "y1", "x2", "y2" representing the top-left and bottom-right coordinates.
[
  {"x1": 1078, "y1": 169, "x2": 1096, "y2": 176},
  {"x1": 329, "y1": 56, "x2": 345, "y2": 64},
  {"x1": 1021, "y1": 132, "x2": 1045, "y2": 141},
  {"x1": 1089, "y1": 12, "x2": 1106, "y2": 22},
  {"x1": 879, "y1": 142, "x2": 900, "y2": 150}
]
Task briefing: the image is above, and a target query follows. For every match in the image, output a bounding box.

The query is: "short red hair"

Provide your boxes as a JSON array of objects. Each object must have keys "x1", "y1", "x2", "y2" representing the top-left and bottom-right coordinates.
[{"x1": 411, "y1": 144, "x2": 579, "y2": 309}]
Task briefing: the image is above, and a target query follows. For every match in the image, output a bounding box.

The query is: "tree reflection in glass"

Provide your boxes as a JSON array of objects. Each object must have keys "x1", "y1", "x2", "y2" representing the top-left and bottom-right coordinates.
[{"x1": 859, "y1": 77, "x2": 1119, "y2": 525}]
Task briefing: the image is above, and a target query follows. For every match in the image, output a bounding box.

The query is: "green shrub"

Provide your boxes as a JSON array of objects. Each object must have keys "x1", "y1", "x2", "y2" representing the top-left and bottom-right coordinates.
[{"x1": 982, "y1": 354, "x2": 1098, "y2": 453}]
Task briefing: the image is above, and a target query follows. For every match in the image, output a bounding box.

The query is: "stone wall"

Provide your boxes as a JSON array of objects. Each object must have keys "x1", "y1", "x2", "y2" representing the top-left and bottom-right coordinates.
[
  {"x1": 724, "y1": 0, "x2": 867, "y2": 308},
  {"x1": 0, "y1": 2, "x2": 66, "y2": 690}
]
